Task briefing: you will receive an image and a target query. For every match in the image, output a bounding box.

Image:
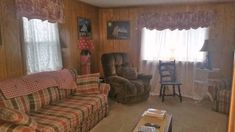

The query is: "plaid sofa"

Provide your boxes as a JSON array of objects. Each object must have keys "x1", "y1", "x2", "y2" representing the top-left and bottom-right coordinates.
[
  {"x1": 0, "y1": 71, "x2": 110, "y2": 132},
  {"x1": 208, "y1": 79, "x2": 231, "y2": 114}
]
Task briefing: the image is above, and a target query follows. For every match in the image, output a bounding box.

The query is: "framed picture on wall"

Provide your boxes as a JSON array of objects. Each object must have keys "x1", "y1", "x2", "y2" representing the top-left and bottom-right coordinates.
[
  {"x1": 78, "y1": 17, "x2": 92, "y2": 38},
  {"x1": 107, "y1": 21, "x2": 130, "y2": 40}
]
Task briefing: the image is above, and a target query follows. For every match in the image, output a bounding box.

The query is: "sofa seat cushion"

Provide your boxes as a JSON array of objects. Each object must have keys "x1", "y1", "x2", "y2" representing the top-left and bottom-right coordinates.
[
  {"x1": 30, "y1": 94, "x2": 107, "y2": 132},
  {"x1": 70, "y1": 93, "x2": 108, "y2": 111}
]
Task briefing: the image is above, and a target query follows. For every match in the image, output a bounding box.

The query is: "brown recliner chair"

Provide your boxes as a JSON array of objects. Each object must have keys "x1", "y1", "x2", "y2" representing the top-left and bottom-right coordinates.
[{"x1": 101, "y1": 53, "x2": 152, "y2": 104}]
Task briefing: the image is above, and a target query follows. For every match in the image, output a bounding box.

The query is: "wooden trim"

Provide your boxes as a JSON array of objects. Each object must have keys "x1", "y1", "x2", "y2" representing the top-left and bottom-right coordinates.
[
  {"x1": 228, "y1": 52, "x2": 235, "y2": 132},
  {"x1": 0, "y1": 23, "x2": 2, "y2": 46},
  {"x1": 0, "y1": 0, "x2": 1, "y2": 47},
  {"x1": 19, "y1": 18, "x2": 27, "y2": 75},
  {"x1": 98, "y1": 1, "x2": 235, "y2": 9}
]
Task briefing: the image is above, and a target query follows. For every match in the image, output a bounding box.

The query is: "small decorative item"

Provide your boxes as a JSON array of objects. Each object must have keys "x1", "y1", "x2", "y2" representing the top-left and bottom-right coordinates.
[
  {"x1": 78, "y1": 36, "x2": 94, "y2": 51},
  {"x1": 200, "y1": 39, "x2": 211, "y2": 69},
  {"x1": 78, "y1": 36, "x2": 94, "y2": 74},
  {"x1": 107, "y1": 21, "x2": 130, "y2": 40},
  {"x1": 78, "y1": 17, "x2": 92, "y2": 38}
]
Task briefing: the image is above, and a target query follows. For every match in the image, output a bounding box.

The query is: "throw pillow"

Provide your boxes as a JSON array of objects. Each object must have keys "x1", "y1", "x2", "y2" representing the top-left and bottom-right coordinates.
[
  {"x1": 117, "y1": 66, "x2": 137, "y2": 80},
  {"x1": 0, "y1": 107, "x2": 37, "y2": 129},
  {"x1": 76, "y1": 73, "x2": 100, "y2": 94}
]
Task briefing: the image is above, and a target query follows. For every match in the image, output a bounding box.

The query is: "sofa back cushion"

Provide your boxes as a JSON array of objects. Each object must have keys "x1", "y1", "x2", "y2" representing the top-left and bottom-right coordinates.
[
  {"x1": 76, "y1": 73, "x2": 100, "y2": 94},
  {"x1": 0, "y1": 69, "x2": 78, "y2": 112},
  {"x1": 0, "y1": 87, "x2": 75, "y2": 112},
  {"x1": 58, "y1": 89, "x2": 75, "y2": 100},
  {"x1": 27, "y1": 87, "x2": 60, "y2": 112}
]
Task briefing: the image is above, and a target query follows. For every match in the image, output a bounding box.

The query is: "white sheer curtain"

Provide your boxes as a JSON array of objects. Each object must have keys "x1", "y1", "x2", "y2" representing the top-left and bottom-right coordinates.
[
  {"x1": 140, "y1": 27, "x2": 208, "y2": 100},
  {"x1": 22, "y1": 17, "x2": 62, "y2": 74}
]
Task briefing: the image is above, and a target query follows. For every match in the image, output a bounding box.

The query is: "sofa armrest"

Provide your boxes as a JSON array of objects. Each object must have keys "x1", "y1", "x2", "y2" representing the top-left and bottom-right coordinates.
[
  {"x1": 208, "y1": 79, "x2": 231, "y2": 101},
  {"x1": 0, "y1": 123, "x2": 36, "y2": 132},
  {"x1": 99, "y1": 83, "x2": 110, "y2": 95}
]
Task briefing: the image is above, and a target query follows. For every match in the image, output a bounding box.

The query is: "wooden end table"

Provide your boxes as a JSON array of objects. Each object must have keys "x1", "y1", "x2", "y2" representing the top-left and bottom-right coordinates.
[{"x1": 133, "y1": 113, "x2": 172, "y2": 132}]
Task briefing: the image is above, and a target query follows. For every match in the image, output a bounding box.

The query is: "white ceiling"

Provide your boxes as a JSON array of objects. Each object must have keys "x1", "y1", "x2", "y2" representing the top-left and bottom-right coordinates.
[{"x1": 79, "y1": 0, "x2": 234, "y2": 7}]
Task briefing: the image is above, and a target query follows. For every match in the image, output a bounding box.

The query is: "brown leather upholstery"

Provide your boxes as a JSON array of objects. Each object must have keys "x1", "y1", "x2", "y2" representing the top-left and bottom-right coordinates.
[
  {"x1": 101, "y1": 53, "x2": 152, "y2": 104},
  {"x1": 101, "y1": 53, "x2": 129, "y2": 77}
]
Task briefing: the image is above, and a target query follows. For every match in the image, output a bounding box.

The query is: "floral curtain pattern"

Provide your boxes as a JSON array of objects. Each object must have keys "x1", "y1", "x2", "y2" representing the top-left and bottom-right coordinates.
[
  {"x1": 15, "y1": 0, "x2": 64, "y2": 23},
  {"x1": 137, "y1": 10, "x2": 216, "y2": 30}
]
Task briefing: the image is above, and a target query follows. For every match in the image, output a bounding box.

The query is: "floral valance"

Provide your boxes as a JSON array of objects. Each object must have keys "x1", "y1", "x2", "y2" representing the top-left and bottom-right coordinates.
[
  {"x1": 15, "y1": 0, "x2": 64, "y2": 23},
  {"x1": 137, "y1": 10, "x2": 216, "y2": 30}
]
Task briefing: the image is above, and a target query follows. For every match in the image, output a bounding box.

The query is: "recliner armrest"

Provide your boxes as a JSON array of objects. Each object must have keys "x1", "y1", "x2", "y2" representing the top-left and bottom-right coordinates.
[
  {"x1": 107, "y1": 76, "x2": 132, "y2": 85},
  {"x1": 137, "y1": 74, "x2": 152, "y2": 80},
  {"x1": 106, "y1": 76, "x2": 136, "y2": 96}
]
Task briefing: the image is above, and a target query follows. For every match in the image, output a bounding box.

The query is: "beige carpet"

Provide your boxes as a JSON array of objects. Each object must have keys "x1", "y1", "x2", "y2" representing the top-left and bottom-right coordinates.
[{"x1": 90, "y1": 96, "x2": 228, "y2": 132}]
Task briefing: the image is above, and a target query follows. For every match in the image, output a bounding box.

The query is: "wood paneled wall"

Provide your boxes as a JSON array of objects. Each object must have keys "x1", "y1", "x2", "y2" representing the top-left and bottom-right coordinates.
[
  {"x1": 0, "y1": 0, "x2": 99, "y2": 81},
  {"x1": 0, "y1": 0, "x2": 235, "y2": 80},
  {"x1": 0, "y1": 0, "x2": 24, "y2": 81},
  {"x1": 98, "y1": 3, "x2": 235, "y2": 79},
  {"x1": 59, "y1": 0, "x2": 100, "y2": 73}
]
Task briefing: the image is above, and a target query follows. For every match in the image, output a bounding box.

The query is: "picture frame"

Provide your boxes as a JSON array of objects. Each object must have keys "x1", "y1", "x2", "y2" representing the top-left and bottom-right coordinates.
[
  {"x1": 107, "y1": 21, "x2": 130, "y2": 40},
  {"x1": 78, "y1": 17, "x2": 92, "y2": 38}
]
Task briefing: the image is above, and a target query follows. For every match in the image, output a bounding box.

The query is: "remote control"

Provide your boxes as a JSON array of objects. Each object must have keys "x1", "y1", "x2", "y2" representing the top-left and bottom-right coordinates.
[{"x1": 144, "y1": 123, "x2": 160, "y2": 129}]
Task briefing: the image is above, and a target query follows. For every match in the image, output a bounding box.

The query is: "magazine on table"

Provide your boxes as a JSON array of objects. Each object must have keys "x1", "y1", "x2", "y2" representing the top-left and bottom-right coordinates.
[{"x1": 142, "y1": 108, "x2": 167, "y2": 119}]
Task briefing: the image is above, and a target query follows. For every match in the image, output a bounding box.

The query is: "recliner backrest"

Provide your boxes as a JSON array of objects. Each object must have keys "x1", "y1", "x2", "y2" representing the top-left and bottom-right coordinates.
[{"x1": 101, "y1": 53, "x2": 129, "y2": 77}]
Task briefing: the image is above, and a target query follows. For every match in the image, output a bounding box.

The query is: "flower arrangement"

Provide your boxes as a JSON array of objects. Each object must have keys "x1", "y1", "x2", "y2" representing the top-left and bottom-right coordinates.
[{"x1": 78, "y1": 36, "x2": 94, "y2": 52}]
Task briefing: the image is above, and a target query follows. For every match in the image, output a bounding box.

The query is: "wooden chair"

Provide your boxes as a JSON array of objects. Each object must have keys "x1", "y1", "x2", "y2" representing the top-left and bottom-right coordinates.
[{"x1": 159, "y1": 60, "x2": 182, "y2": 102}]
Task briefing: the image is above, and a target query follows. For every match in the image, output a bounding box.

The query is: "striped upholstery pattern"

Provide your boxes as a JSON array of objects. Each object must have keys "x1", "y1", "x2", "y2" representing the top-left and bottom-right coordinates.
[
  {"x1": 58, "y1": 89, "x2": 75, "y2": 100},
  {"x1": 27, "y1": 87, "x2": 60, "y2": 112},
  {"x1": 99, "y1": 83, "x2": 110, "y2": 95},
  {"x1": 214, "y1": 89, "x2": 231, "y2": 114},
  {"x1": 0, "y1": 71, "x2": 109, "y2": 132},
  {"x1": 208, "y1": 79, "x2": 231, "y2": 100},
  {"x1": 30, "y1": 94, "x2": 108, "y2": 132},
  {"x1": 76, "y1": 73, "x2": 100, "y2": 94},
  {"x1": 208, "y1": 79, "x2": 231, "y2": 114},
  {"x1": 0, "y1": 87, "x2": 62, "y2": 113},
  {"x1": 0, "y1": 124, "x2": 36, "y2": 132},
  {"x1": 0, "y1": 91, "x2": 30, "y2": 113},
  {"x1": 0, "y1": 107, "x2": 37, "y2": 129}
]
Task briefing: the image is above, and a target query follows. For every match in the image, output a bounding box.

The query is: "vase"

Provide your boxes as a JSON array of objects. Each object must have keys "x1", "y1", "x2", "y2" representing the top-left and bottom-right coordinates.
[{"x1": 80, "y1": 49, "x2": 91, "y2": 74}]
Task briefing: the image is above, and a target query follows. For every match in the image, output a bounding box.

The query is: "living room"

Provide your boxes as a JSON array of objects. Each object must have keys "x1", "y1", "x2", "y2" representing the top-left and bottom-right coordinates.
[{"x1": 0, "y1": 0, "x2": 235, "y2": 132}]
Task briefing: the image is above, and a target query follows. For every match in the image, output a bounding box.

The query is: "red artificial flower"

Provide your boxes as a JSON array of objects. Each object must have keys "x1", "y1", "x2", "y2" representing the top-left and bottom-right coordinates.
[{"x1": 78, "y1": 36, "x2": 94, "y2": 51}]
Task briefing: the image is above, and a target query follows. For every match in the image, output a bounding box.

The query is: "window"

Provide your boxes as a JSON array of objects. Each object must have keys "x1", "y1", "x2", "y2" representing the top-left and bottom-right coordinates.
[
  {"x1": 141, "y1": 27, "x2": 208, "y2": 62},
  {"x1": 22, "y1": 17, "x2": 62, "y2": 74}
]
